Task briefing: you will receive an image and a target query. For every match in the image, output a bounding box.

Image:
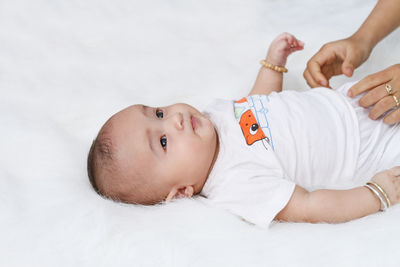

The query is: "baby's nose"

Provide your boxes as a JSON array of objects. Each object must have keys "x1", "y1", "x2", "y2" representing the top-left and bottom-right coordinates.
[{"x1": 169, "y1": 112, "x2": 184, "y2": 131}]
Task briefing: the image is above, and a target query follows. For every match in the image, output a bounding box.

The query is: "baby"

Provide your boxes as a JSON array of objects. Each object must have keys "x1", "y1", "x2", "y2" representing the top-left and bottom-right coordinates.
[{"x1": 88, "y1": 33, "x2": 400, "y2": 227}]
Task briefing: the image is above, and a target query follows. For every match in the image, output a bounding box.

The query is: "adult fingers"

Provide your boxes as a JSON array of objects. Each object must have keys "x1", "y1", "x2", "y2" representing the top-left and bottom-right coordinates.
[
  {"x1": 306, "y1": 56, "x2": 329, "y2": 87},
  {"x1": 348, "y1": 67, "x2": 393, "y2": 97},
  {"x1": 383, "y1": 103, "x2": 400, "y2": 125},
  {"x1": 303, "y1": 69, "x2": 322, "y2": 88},
  {"x1": 369, "y1": 92, "x2": 400, "y2": 120},
  {"x1": 359, "y1": 83, "x2": 389, "y2": 108},
  {"x1": 341, "y1": 56, "x2": 354, "y2": 77}
]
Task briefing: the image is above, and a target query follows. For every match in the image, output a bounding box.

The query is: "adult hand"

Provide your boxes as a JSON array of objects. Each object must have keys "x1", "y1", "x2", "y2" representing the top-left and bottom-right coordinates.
[
  {"x1": 303, "y1": 37, "x2": 371, "y2": 88},
  {"x1": 347, "y1": 64, "x2": 400, "y2": 125},
  {"x1": 371, "y1": 166, "x2": 400, "y2": 208}
]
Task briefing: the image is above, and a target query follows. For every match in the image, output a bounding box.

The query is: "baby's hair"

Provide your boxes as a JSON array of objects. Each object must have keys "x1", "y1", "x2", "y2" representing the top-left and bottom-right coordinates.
[
  {"x1": 87, "y1": 119, "x2": 166, "y2": 205},
  {"x1": 87, "y1": 130, "x2": 115, "y2": 197},
  {"x1": 87, "y1": 140, "x2": 99, "y2": 193}
]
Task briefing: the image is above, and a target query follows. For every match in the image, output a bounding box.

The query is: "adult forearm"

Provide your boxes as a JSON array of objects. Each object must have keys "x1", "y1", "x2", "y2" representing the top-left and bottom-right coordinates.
[
  {"x1": 352, "y1": 0, "x2": 400, "y2": 50},
  {"x1": 306, "y1": 186, "x2": 381, "y2": 223}
]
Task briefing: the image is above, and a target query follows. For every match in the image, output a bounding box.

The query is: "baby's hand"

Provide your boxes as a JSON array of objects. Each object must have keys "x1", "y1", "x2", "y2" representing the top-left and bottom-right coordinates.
[
  {"x1": 371, "y1": 167, "x2": 400, "y2": 207},
  {"x1": 266, "y1": 32, "x2": 304, "y2": 67}
]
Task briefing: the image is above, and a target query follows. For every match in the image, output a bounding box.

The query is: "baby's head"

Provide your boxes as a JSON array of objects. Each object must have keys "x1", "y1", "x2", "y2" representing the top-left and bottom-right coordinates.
[{"x1": 87, "y1": 103, "x2": 218, "y2": 205}]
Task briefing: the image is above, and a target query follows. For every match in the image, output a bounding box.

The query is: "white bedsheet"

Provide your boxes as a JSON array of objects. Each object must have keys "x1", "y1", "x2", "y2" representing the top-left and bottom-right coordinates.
[{"x1": 2, "y1": 0, "x2": 400, "y2": 266}]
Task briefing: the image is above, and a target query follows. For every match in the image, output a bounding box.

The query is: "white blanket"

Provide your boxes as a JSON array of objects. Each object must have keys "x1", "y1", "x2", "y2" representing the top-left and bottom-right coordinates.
[{"x1": 2, "y1": 0, "x2": 400, "y2": 266}]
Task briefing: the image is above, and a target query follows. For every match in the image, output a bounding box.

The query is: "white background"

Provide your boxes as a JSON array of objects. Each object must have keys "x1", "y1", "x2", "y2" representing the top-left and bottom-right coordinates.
[{"x1": 1, "y1": 0, "x2": 400, "y2": 266}]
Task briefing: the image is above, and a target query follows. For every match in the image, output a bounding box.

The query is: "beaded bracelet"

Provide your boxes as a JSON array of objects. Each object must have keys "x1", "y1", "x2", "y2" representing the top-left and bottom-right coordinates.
[
  {"x1": 260, "y1": 59, "x2": 288, "y2": 73},
  {"x1": 364, "y1": 184, "x2": 387, "y2": 211}
]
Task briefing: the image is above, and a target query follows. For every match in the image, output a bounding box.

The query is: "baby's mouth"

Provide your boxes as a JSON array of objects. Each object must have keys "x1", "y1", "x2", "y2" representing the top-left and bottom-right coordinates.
[{"x1": 191, "y1": 116, "x2": 197, "y2": 131}]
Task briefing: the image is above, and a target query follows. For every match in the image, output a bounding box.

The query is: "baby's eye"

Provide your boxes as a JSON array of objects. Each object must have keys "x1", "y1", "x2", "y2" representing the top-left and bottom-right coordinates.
[
  {"x1": 156, "y1": 109, "x2": 164, "y2": 118},
  {"x1": 160, "y1": 135, "x2": 167, "y2": 150}
]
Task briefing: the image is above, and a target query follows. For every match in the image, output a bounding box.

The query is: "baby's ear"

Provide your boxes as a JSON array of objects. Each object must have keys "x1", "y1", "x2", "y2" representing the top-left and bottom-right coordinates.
[{"x1": 165, "y1": 186, "x2": 194, "y2": 202}]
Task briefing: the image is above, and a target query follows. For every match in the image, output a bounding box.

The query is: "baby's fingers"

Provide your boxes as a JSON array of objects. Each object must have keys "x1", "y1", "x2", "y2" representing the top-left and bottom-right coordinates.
[
  {"x1": 288, "y1": 38, "x2": 304, "y2": 53},
  {"x1": 285, "y1": 33, "x2": 294, "y2": 44},
  {"x1": 292, "y1": 41, "x2": 304, "y2": 50},
  {"x1": 286, "y1": 34, "x2": 304, "y2": 48},
  {"x1": 292, "y1": 38, "x2": 304, "y2": 48},
  {"x1": 289, "y1": 46, "x2": 303, "y2": 53}
]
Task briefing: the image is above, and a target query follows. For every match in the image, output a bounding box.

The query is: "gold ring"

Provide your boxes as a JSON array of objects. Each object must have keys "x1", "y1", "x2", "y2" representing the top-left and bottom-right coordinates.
[
  {"x1": 385, "y1": 83, "x2": 394, "y2": 95},
  {"x1": 393, "y1": 95, "x2": 400, "y2": 107}
]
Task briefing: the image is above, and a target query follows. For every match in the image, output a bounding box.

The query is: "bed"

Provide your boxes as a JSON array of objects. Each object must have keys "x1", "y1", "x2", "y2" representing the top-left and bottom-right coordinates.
[{"x1": 2, "y1": 0, "x2": 400, "y2": 266}]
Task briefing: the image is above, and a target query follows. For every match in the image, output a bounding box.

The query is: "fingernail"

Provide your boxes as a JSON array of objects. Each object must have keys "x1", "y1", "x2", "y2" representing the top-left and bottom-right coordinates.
[
  {"x1": 347, "y1": 90, "x2": 353, "y2": 97},
  {"x1": 345, "y1": 67, "x2": 353, "y2": 77}
]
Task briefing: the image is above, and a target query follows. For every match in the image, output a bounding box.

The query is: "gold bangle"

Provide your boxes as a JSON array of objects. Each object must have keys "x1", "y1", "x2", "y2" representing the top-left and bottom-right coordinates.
[
  {"x1": 364, "y1": 184, "x2": 387, "y2": 211},
  {"x1": 260, "y1": 59, "x2": 288, "y2": 73},
  {"x1": 367, "y1": 181, "x2": 391, "y2": 208}
]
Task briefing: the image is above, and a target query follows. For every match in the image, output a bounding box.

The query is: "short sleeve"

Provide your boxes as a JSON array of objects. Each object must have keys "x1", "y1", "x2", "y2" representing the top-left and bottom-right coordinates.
[{"x1": 210, "y1": 169, "x2": 295, "y2": 228}]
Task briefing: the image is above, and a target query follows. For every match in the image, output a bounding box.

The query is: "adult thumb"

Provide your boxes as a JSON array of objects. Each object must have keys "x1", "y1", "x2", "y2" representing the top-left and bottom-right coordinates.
[{"x1": 342, "y1": 58, "x2": 354, "y2": 77}]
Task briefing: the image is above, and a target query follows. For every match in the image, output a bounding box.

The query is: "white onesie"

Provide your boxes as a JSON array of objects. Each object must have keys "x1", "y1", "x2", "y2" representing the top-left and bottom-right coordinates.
[{"x1": 200, "y1": 82, "x2": 400, "y2": 228}]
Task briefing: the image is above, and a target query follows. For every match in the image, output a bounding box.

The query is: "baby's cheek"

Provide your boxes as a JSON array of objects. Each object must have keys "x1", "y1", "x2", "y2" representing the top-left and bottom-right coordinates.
[{"x1": 176, "y1": 138, "x2": 198, "y2": 156}]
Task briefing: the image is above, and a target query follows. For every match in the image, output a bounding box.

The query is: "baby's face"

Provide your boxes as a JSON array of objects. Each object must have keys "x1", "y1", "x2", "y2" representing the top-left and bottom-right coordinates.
[{"x1": 109, "y1": 103, "x2": 218, "y2": 202}]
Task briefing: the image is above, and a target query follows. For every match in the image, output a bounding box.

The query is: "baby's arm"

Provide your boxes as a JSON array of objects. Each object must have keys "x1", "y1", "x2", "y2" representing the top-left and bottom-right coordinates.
[
  {"x1": 275, "y1": 167, "x2": 400, "y2": 223},
  {"x1": 249, "y1": 33, "x2": 304, "y2": 96}
]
